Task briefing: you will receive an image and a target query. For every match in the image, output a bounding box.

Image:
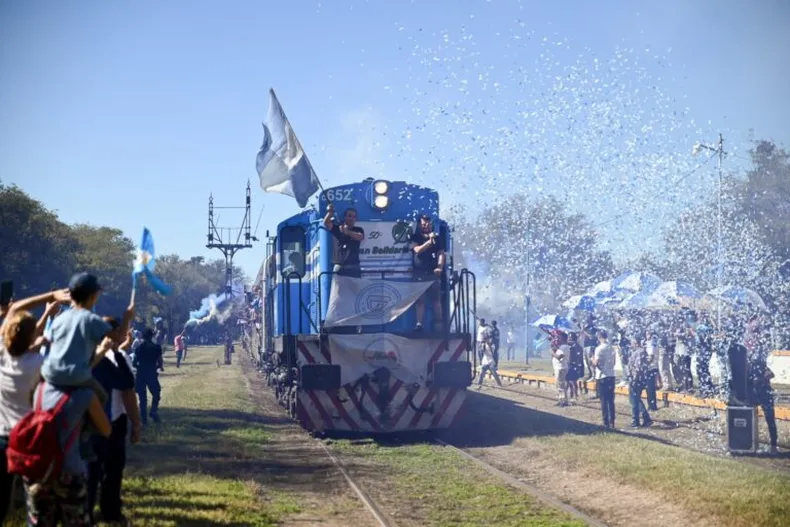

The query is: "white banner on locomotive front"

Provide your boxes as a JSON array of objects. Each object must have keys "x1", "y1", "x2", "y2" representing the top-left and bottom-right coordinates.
[{"x1": 324, "y1": 275, "x2": 433, "y2": 327}]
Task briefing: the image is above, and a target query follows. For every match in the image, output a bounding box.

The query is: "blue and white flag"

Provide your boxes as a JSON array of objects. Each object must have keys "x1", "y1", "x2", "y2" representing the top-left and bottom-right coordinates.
[
  {"x1": 133, "y1": 227, "x2": 172, "y2": 296},
  {"x1": 256, "y1": 89, "x2": 319, "y2": 208}
]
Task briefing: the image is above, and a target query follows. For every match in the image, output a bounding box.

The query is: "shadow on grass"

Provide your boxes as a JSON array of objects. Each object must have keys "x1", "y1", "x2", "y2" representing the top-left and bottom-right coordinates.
[
  {"x1": 436, "y1": 388, "x2": 682, "y2": 450},
  {"x1": 126, "y1": 406, "x2": 331, "y2": 484}
]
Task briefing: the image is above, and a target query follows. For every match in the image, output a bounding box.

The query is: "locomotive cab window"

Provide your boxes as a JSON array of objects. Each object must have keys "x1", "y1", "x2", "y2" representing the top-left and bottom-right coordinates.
[{"x1": 280, "y1": 226, "x2": 305, "y2": 279}]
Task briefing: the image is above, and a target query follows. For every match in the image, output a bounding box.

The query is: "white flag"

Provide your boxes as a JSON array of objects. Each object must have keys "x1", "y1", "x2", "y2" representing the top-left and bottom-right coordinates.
[
  {"x1": 255, "y1": 89, "x2": 319, "y2": 208},
  {"x1": 324, "y1": 275, "x2": 434, "y2": 327},
  {"x1": 328, "y1": 333, "x2": 428, "y2": 385}
]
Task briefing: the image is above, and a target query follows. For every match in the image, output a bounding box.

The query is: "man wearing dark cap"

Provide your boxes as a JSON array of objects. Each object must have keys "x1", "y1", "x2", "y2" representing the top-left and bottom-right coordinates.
[{"x1": 41, "y1": 272, "x2": 135, "y2": 398}]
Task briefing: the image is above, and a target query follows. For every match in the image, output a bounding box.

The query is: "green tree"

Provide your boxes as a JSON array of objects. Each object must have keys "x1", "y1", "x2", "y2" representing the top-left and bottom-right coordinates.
[
  {"x1": 739, "y1": 140, "x2": 790, "y2": 261},
  {"x1": 450, "y1": 194, "x2": 614, "y2": 320},
  {"x1": 0, "y1": 184, "x2": 79, "y2": 297},
  {"x1": 71, "y1": 224, "x2": 136, "y2": 317}
]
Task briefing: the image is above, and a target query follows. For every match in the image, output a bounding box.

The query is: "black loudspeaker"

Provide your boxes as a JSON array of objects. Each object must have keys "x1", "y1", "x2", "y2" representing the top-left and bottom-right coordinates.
[
  {"x1": 727, "y1": 406, "x2": 758, "y2": 454},
  {"x1": 728, "y1": 343, "x2": 749, "y2": 405}
]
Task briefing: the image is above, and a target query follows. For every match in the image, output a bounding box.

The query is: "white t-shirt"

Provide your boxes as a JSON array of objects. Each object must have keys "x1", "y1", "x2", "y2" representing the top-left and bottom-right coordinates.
[
  {"x1": 0, "y1": 346, "x2": 45, "y2": 436},
  {"x1": 107, "y1": 347, "x2": 136, "y2": 422},
  {"x1": 552, "y1": 344, "x2": 570, "y2": 373},
  {"x1": 506, "y1": 331, "x2": 515, "y2": 345},
  {"x1": 476, "y1": 325, "x2": 491, "y2": 343},
  {"x1": 594, "y1": 342, "x2": 616, "y2": 379}
]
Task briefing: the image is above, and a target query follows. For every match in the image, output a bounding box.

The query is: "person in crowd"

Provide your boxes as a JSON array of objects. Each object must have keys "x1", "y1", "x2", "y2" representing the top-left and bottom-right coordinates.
[
  {"x1": 592, "y1": 329, "x2": 616, "y2": 428},
  {"x1": 41, "y1": 272, "x2": 135, "y2": 405},
  {"x1": 695, "y1": 314, "x2": 715, "y2": 397},
  {"x1": 0, "y1": 289, "x2": 70, "y2": 523},
  {"x1": 410, "y1": 214, "x2": 446, "y2": 331},
  {"x1": 87, "y1": 319, "x2": 141, "y2": 526},
  {"x1": 182, "y1": 333, "x2": 189, "y2": 361},
  {"x1": 617, "y1": 322, "x2": 631, "y2": 388},
  {"x1": 746, "y1": 318, "x2": 778, "y2": 455},
  {"x1": 134, "y1": 328, "x2": 164, "y2": 425},
  {"x1": 658, "y1": 319, "x2": 675, "y2": 391},
  {"x1": 23, "y1": 378, "x2": 112, "y2": 524},
  {"x1": 476, "y1": 319, "x2": 489, "y2": 362},
  {"x1": 644, "y1": 328, "x2": 660, "y2": 411},
  {"x1": 674, "y1": 316, "x2": 694, "y2": 393},
  {"x1": 551, "y1": 330, "x2": 570, "y2": 407},
  {"x1": 323, "y1": 203, "x2": 364, "y2": 278},
  {"x1": 627, "y1": 334, "x2": 653, "y2": 428},
  {"x1": 505, "y1": 328, "x2": 516, "y2": 361},
  {"x1": 174, "y1": 330, "x2": 185, "y2": 368},
  {"x1": 490, "y1": 320, "x2": 501, "y2": 367},
  {"x1": 476, "y1": 321, "x2": 502, "y2": 388},
  {"x1": 566, "y1": 332, "x2": 585, "y2": 401},
  {"x1": 581, "y1": 314, "x2": 598, "y2": 383}
]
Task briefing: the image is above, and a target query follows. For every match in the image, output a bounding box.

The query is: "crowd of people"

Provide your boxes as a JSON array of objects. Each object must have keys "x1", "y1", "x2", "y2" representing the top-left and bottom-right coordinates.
[
  {"x1": 469, "y1": 305, "x2": 780, "y2": 455},
  {"x1": 542, "y1": 309, "x2": 779, "y2": 454},
  {"x1": 0, "y1": 272, "x2": 168, "y2": 525}
]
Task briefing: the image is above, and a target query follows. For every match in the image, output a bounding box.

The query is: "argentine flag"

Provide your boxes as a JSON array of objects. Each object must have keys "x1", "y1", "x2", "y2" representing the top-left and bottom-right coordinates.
[
  {"x1": 256, "y1": 88, "x2": 319, "y2": 208},
  {"x1": 133, "y1": 227, "x2": 172, "y2": 296}
]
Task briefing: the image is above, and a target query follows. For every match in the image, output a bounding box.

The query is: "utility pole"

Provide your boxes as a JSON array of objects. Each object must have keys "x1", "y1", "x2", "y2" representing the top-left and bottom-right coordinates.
[
  {"x1": 524, "y1": 210, "x2": 531, "y2": 366},
  {"x1": 207, "y1": 181, "x2": 257, "y2": 363},
  {"x1": 693, "y1": 133, "x2": 726, "y2": 331}
]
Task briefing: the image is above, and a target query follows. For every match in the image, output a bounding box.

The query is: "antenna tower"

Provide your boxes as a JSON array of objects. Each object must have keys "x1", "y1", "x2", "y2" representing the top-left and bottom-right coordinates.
[{"x1": 207, "y1": 181, "x2": 257, "y2": 300}]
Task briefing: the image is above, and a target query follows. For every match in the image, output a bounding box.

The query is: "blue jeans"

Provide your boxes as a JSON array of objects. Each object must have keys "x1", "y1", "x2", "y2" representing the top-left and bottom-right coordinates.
[
  {"x1": 629, "y1": 379, "x2": 651, "y2": 426},
  {"x1": 597, "y1": 377, "x2": 616, "y2": 427},
  {"x1": 136, "y1": 371, "x2": 161, "y2": 423}
]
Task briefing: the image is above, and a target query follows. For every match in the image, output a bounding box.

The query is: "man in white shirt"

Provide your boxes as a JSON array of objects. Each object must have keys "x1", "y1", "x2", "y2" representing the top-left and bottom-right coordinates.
[
  {"x1": 505, "y1": 329, "x2": 516, "y2": 361},
  {"x1": 551, "y1": 331, "x2": 570, "y2": 406},
  {"x1": 592, "y1": 329, "x2": 617, "y2": 428},
  {"x1": 476, "y1": 319, "x2": 489, "y2": 362},
  {"x1": 476, "y1": 322, "x2": 502, "y2": 388}
]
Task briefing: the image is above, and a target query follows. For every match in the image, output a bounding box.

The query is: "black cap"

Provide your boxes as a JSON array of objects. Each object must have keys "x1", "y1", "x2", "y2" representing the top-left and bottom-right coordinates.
[{"x1": 69, "y1": 272, "x2": 102, "y2": 295}]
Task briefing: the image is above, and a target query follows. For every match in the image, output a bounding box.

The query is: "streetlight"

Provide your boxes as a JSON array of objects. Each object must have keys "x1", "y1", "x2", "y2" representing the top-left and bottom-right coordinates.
[{"x1": 693, "y1": 133, "x2": 726, "y2": 330}]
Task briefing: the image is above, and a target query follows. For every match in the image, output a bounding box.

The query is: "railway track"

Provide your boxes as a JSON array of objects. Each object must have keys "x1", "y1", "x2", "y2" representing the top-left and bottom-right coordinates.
[
  {"x1": 483, "y1": 381, "x2": 789, "y2": 452},
  {"x1": 316, "y1": 439, "x2": 400, "y2": 527},
  {"x1": 432, "y1": 438, "x2": 608, "y2": 527}
]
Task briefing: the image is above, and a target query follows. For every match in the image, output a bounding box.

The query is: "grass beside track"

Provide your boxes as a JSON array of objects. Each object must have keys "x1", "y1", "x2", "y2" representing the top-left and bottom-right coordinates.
[
  {"x1": 121, "y1": 347, "x2": 299, "y2": 526},
  {"x1": 514, "y1": 426, "x2": 790, "y2": 527},
  {"x1": 331, "y1": 439, "x2": 586, "y2": 527}
]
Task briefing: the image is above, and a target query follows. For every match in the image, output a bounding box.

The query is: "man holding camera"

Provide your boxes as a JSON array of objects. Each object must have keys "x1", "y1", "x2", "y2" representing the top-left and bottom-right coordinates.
[{"x1": 410, "y1": 214, "x2": 445, "y2": 331}]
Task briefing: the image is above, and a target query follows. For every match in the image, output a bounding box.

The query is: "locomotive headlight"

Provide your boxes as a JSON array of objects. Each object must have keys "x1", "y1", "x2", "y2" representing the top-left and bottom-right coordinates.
[
  {"x1": 373, "y1": 195, "x2": 389, "y2": 209},
  {"x1": 373, "y1": 180, "x2": 389, "y2": 194}
]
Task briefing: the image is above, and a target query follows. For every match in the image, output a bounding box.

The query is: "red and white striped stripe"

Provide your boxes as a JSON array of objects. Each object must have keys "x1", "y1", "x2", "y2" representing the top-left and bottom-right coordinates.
[{"x1": 294, "y1": 337, "x2": 469, "y2": 433}]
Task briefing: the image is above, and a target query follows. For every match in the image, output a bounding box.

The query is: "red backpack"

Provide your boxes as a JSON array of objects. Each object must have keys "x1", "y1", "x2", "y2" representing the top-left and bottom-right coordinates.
[{"x1": 6, "y1": 383, "x2": 78, "y2": 482}]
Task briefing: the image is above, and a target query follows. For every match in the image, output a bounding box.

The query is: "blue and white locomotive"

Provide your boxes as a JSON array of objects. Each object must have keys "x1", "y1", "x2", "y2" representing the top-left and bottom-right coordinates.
[{"x1": 257, "y1": 178, "x2": 476, "y2": 433}]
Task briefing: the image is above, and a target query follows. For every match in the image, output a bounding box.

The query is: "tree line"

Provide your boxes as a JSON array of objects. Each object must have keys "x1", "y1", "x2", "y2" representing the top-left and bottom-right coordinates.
[
  {"x1": 451, "y1": 139, "x2": 790, "y2": 328},
  {"x1": 0, "y1": 183, "x2": 247, "y2": 336}
]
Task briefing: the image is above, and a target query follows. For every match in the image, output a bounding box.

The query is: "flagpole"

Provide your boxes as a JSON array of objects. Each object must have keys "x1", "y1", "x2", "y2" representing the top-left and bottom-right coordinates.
[{"x1": 269, "y1": 88, "x2": 333, "y2": 208}]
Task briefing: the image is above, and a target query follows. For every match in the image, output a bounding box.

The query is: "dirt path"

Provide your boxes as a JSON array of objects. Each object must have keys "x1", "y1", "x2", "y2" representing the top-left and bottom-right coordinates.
[
  {"x1": 239, "y1": 352, "x2": 378, "y2": 527},
  {"x1": 441, "y1": 387, "x2": 711, "y2": 527}
]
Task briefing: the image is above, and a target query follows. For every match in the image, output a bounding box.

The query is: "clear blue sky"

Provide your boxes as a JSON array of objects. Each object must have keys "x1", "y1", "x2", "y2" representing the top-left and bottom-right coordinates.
[{"x1": 2, "y1": 0, "x2": 789, "y2": 280}]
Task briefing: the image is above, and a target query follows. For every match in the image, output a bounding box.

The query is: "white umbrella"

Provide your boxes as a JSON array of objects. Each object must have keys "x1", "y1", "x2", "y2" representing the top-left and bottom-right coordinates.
[
  {"x1": 612, "y1": 271, "x2": 662, "y2": 294},
  {"x1": 705, "y1": 286, "x2": 767, "y2": 311},
  {"x1": 645, "y1": 280, "x2": 701, "y2": 309}
]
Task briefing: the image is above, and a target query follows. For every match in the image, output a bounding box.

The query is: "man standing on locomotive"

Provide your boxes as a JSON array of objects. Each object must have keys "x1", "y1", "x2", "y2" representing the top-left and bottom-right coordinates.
[
  {"x1": 410, "y1": 214, "x2": 445, "y2": 331},
  {"x1": 324, "y1": 203, "x2": 365, "y2": 278}
]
